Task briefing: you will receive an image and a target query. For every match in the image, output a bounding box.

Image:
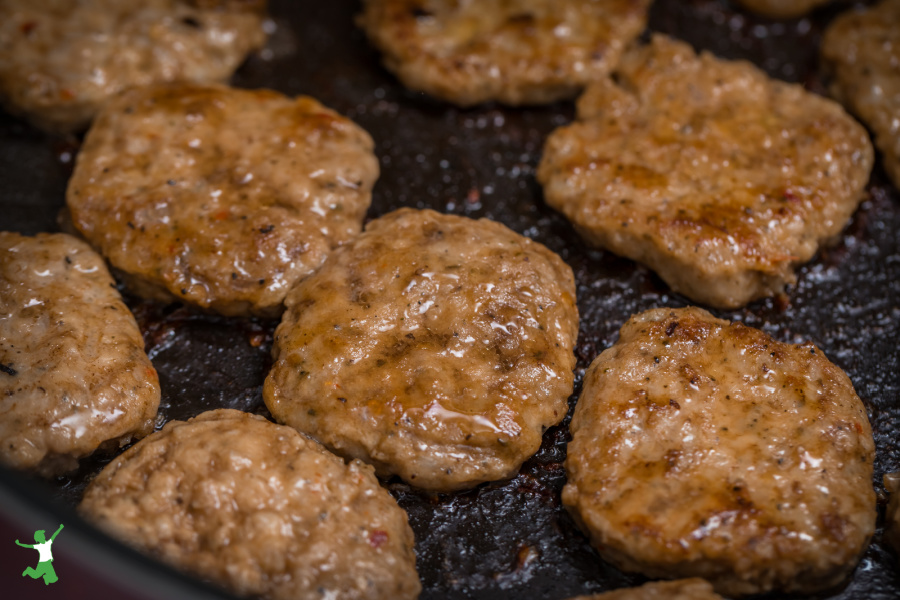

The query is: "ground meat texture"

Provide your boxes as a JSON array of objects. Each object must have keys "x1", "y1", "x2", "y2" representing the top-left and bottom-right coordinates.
[
  {"x1": 66, "y1": 83, "x2": 378, "y2": 317},
  {"x1": 564, "y1": 307, "x2": 876, "y2": 597},
  {"x1": 0, "y1": 232, "x2": 159, "y2": 476},
  {"x1": 886, "y1": 473, "x2": 900, "y2": 556},
  {"x1": 356, "y1": 0, "x2": 651, "y2": 107},
  {"x1": 566, "y1": 578, "x2": 722, "y2": 600},
  {"x1": 0, "y1": 0, "x2": 267, "y2": 134},
  {"x1": 735, "y1": 0, "x2": 833, "y2": 18},
  {"x1": 79, "y1": 409, "x2": 421, "y2": 600},
  {"x1": 264, "y1": 208, "x2": 578, "y2": 492},
  {"x1": 822, "y1": 0, "x2": 900, "y2": 189},
  {"x1": 537, "y1": 35, "x2": 873, "y2": 309}
]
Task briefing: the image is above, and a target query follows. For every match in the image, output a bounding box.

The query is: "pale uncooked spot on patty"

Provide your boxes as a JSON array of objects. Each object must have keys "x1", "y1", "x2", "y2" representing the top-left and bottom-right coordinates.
[
  {"x1": 822, "y1": 0, "x2": 900, "y2": 189},
  {"x1": 564, "y1": 307, "x2": 876, "y2": 596},
  {"x1": 67, "y1": 83, "x2": 378, "y2": 317},
  {"x1": 0, "y1": 0, "x2": 268, "y2": 133},
  {"x1": 79, "y1": 409, "x2": 421, "y2": 600},
  {"x1": 0, "y1": 232, "x2": 160, "y2": 476},
  {"x1": 538, "y1": 34, "x2": 873, "y2": 309},
  {"x1": 357, "y1": 0, "x2": 651, "y2": 106},
  {"x1": 264, "y1": 208, "x2": 578, "y2": 492}
]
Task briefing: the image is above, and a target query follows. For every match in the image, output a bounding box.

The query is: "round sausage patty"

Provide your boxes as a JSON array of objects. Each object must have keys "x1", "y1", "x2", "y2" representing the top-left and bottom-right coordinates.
[
  {"x1": 822, "y1": 0, "x2": 900, "y2": 189},
  {"x1": 735, "y1": 0, "x2": 833, "y2": 18},
  {"x1": 538, "y1": 34, "x2": 873, "y2": 309},
  {"x1": 67, "y1": 83, "x2": 379, "y2": 317},
  {"x1": 356, "y1": 0, "x2": 651, "y2": 106},
  {"x1": 264, "y1": 208, "x2": 578, "y2": 492},
  {"x1": 0, "y1": 0, "x2": 267, "y2": 133},
  {"x1": 566, "y1": 578, "x2": 722, "y2": 600},
  {"x1": 0, "y1": 232, "x2": 159, "y2": 476},
  {"x1": 79, "y1": 409, "x2": 421, "y2": 600},
  {"x1": 563, "y1": 307, "x2": 876, "y2": 597}
]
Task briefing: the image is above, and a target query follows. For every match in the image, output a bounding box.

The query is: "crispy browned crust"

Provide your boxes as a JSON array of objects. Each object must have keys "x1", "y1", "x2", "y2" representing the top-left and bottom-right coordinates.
[
  {"x1": 67, "y1": 83, "x2": 378, "y2": 317},
  {"x1": 538, "y1": 35, "x2": 873, "y2": 309},
  {"x1": 0, "y1": 0, "x2": 268, "y2": 133},
  {"x1": 564, "y1": 307, "x2": 876, "y2": 596},
  {"x1": 80, "y1": 409, "x2": 421, "y2": 600},
  {"x1": 0, "y1": 232, "x2": 160, "y2": 476},
  {"x1": 264, "y1": 208, "x2": 578, "y2": 492},
  {"x1": 357, "y1": 0, "x2": 651, "y2": 106},
  {"x1": 822, "y1": 0, "x2": 900, "y2": 189}
]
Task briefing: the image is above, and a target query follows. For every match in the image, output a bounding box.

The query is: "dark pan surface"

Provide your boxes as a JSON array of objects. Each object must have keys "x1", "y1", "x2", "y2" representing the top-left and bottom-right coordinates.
[{"x1": 2, "y1": 0, "x2": 899, "y2": 598}]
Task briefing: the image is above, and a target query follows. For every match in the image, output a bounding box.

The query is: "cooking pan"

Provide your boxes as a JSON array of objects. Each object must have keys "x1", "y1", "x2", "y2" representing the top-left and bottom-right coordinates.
[{"x1": 1, "y1": 0, "x2": 898, "y2": 598}]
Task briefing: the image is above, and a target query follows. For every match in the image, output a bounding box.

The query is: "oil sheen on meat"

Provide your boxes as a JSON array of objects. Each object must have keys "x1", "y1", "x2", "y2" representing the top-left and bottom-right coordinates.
[
  {"x1": 538, "y1": 35, "x2": 873, "y2": 309},
  {"x1": 357, "y1": 0, "x2": 651, "y2": 106},
  {"x1": 67, "y1": 83, "x2": 379, "y2": 317},
  {"x1": 564, "y1": 307, "x2": 876, "y2": 596},
  {"x1": 79, "y1": 409, "x2": 421, "y2": 600},
  {"x1": 822, "y1": 0, "x2": 900, "y2": 189},
  {"x1": 0, "y1": 232, "x2": 160, "y2": 476},
  {"x1": 264, "y1": 208, "x2": 578, "y2": 492},
  {"x1": 0, "y1": 0, "x2": 267, "y2": 133}
]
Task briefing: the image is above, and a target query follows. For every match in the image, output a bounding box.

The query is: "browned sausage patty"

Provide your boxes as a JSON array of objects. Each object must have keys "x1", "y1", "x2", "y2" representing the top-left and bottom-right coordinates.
[
  {"x1": 0, "y1": 232, "x2": 160, "y2": 476},
  {"x1": 822, "y1": 0, "x2": 900, "y2": 189},
  {"x1": 563, "y1": 307, "x2": 876, "y2": 597},
  {"x1": 357, "y1": 0, "x2": 651, "y2": 106},
  {"x1": 79, "y1": 409, "x2": 421, "y2": 600},
  {"x1": 886, "y1": 472, "x2": 900, "y2": 556},
  {"x1": 537, "y1": 34, "x2": 873, "y2": 309},
  {"x1": 735, "y1": 0, "x2": 833, "y2": 18},
  {"x1": 0, "y1": 0, "x2": 267, "y2": 133},
  {"x1": 67, "y1": 83, "x2": 379, "y2": 317},
  {"x1": 566, "y1": 578, "x2": 722, "y2": 600},
  {"x1": 264, "y1": 208, "x2": 578, "y2": 492}
]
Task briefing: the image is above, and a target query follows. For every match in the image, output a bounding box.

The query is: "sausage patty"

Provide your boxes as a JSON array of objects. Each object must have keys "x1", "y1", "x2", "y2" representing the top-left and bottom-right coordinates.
[
  {"x1": 356, "y1": 0, "x2": 651, "y2": 106},
  {"x1": 264, "y1": 208, "x2": 578, "y2": 492},
  {"x1": 67, "y1": 83, "x2": 379, "y2": 317},
  {"x1": 0, "y1": 0, "x2": 267, "y2": 134},
  {"x1": 79, "y1": 409, "x2": 421, "y2": 600},
  {"x1": 566, "y1": 579, "x2": 722, "y2": 600},
  {"x1": 0, "y1": 232, "x2": 159, "y2": 476},
  {"x1": 563, "y1": 307, "x2": 876, "y2": 596},
  {"x1": 886, "y1": 472, "x2": 900, "y2": 556},
  {"x1": 821, "y1": 0, "x2": 900, "y2": 189},
  {"x1": 537, "y1": 34, "x2": 873, "y2": 309},
  {"x1": 735, "y1": 0, "x2": 833, "y2": 18}
]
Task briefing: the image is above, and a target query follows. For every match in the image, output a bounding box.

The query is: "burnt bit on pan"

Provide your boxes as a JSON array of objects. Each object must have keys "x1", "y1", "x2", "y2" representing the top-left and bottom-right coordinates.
[{"x1": 128, "y1": 297, "x2": 276, "y2": 424}]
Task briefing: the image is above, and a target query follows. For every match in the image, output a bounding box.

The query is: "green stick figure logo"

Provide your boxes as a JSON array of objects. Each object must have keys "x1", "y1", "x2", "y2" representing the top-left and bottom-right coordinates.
[{"x1": 15, "y1": 524, "x2": 64, "y2": 585}]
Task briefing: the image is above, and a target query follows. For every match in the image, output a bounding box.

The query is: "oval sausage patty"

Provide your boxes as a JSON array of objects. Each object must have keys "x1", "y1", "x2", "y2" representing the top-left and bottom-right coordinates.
[
  {"x1": 0, "y1": 232, "x2": 160, "y2": 476},
  {"x1": 564, "y1": 307, "x2": 876, "y2": 596},
  {"x1": 0, "y1": 0, "x2": 267, "y2": 133},
  {"x1": 538, "y1": 34, "x2": 873, "y2": 309},
  {"x1": 357, "y1": 0, "x2": 650, "y2": 106},
  {"x1": 79, "y1": 409, "x2": 421, "y2": 600},
  {"x1": 264, "y1": 208, "x2": 578, "y2": 491},
  {"x1": 67, "y1": 83, "x2": 379, "y2": 317}
]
